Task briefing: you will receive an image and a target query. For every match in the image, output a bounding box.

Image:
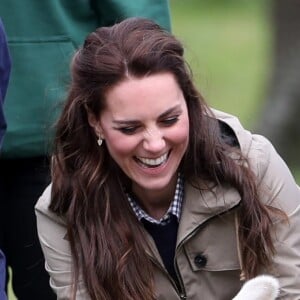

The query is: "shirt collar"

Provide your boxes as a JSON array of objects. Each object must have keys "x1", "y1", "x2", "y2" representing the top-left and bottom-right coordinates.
[{"x1": 127, "y1": 173, "x2": 184, "y2": 225}]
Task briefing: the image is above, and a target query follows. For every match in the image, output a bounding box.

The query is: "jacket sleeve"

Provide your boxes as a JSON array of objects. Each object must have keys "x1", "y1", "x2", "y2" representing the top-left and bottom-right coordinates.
[
  {"x1": 89, "y1": 0, "x2": 171, "y2": 31},
  {"x1": 0, "y1": 18, "x2": 11, "y2": 147},
  {"x1": 35, "y1": 185, "x2": 90, "y2": 300},
  {"x1": 249, "y1": 134, "x2": 300, "y2": 299}
]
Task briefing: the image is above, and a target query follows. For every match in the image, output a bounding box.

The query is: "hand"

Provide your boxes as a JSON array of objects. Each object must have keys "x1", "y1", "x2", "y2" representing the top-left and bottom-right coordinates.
[{"x1": 232, "y1": 275, "x2": 279, "y2": 300}]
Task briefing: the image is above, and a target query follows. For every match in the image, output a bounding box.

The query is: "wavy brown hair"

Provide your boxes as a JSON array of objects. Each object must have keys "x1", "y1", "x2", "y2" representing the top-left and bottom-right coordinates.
[{"x1": 50, "y1": 17, "x2": 279, "y2": 299}]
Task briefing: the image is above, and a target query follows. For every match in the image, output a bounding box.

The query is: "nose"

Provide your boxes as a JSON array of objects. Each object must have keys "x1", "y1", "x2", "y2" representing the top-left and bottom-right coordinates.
[{"x1": 143, "y1": 127, "x2": 166, "y2": 152}]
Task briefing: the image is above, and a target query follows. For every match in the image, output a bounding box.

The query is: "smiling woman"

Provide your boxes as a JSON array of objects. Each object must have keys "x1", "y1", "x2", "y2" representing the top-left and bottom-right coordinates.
[
  {"x1": 35, "y1": 17, "x2": 300, "y2": 300},
  {"x1": 87, "y1": 73, "x2": 189, "y2": 210}
]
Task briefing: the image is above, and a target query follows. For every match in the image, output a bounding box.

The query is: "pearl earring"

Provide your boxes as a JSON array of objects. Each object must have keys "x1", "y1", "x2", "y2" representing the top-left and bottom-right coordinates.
[{"x1": 97, "y1": 137, "x2": 103, "y2": 146}]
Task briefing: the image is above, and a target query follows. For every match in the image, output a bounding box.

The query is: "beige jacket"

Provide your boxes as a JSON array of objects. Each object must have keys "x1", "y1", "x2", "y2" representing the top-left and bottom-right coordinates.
[{"x1": 35, "y1": 110, "x2": 300, "y2": 299}]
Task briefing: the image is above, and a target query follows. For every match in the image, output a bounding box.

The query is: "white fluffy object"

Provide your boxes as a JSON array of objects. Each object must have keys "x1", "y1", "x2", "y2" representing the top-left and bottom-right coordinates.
[{"x1": 232, "y1": 275, "x2": 280, "y2": 300}]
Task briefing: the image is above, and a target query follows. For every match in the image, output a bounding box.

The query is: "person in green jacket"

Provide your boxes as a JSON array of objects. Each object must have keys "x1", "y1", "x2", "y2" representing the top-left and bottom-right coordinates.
[{"x1": 0, "y1": 1, "x2": 170, "y2": 299}]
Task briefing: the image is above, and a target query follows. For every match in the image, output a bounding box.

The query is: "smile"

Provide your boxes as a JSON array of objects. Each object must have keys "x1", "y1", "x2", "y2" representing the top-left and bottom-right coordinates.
[{"x1": 135, "y1": 152, "x2": 170, "y2": 168}]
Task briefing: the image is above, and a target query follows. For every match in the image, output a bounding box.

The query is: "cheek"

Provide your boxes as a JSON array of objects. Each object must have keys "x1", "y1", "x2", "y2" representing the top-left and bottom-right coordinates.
[
  {"x1": 104, "y1": 133, "x2": 139, "y2": 158},
  {"x1": 169, "y1": 118, "x2": 190, "y2": 146}
]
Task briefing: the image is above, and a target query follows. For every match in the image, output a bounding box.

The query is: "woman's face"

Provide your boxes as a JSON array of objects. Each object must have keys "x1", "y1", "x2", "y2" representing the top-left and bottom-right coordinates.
[{"x1": 93, "y1": 72, "x2": 189, "y2": 197}]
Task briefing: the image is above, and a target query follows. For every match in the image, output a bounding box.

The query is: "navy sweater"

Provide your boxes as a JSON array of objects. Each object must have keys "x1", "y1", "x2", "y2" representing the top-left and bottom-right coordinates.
[{"x1": 142, "y1": 215, "x2": 180, "y2": 288}]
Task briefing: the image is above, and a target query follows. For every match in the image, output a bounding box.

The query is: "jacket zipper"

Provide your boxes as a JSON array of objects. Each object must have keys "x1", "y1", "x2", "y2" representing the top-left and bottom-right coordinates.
[
  {"x1": 150, "y1": 258, "x2": 186, "y2": 299},
  {"x1": 174, "y1": 260, "x2": 187, "y2": 299}
]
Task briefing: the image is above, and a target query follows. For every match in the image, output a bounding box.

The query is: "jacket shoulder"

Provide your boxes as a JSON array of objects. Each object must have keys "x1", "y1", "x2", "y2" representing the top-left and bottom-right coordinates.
[
  {"x1": 35, "y1": 184, "x2": 66, "y2": 226},
  {"x1": 211, "y1": 108, "x2": 252, "y2": 153},
  {"x1": 212, "y1": 109, "x2": 300, "y2": 213},
  {"x1": 212, "y1": 108, "x2": 274, "y2": 170}
]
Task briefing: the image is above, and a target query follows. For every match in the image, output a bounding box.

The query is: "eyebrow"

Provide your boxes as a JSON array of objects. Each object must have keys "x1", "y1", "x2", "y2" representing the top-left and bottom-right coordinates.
[{"x1": 112, "y1": 104, "x2": 182, "y2": 126}]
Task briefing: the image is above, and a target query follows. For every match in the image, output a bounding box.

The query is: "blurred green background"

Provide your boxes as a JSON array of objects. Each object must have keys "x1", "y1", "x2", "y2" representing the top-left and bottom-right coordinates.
[
  {"x1": 171, "y1": 0, "x2": 270, "y2": 127},
  {"x1": 7, "y1": 0, "x2": 299, "y2": 298}
]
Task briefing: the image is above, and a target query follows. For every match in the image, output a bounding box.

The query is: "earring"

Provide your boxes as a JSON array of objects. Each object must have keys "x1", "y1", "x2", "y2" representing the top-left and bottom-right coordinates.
[{"x1": 97, "y1": 137, "x2": 103, "y2": 146}]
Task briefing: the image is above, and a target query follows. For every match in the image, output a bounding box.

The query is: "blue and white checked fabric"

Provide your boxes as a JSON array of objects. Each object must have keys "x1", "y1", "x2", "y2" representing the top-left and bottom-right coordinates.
[{"x1": 127, "y1": 173, "x2": 184, "y2": 225}]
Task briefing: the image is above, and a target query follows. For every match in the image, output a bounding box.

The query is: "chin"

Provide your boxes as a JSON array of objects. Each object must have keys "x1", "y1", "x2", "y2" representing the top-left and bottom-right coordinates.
[{"x1": 137, "y1": 176, "x2": 174, "y2": 192}]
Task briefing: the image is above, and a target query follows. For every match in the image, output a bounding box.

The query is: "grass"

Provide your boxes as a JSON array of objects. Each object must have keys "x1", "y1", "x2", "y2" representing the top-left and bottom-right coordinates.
[{"x1": 8, "y1": 268, "x2": 16, "y2": 300}]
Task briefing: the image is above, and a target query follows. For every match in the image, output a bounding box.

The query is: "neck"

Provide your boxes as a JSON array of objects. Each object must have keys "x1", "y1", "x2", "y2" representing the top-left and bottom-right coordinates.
[{"x1": 132, "y1": 174, "x2": 178, "y2": 220}]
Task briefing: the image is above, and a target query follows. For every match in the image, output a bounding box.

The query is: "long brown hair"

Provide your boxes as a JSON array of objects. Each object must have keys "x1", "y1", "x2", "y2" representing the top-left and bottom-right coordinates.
[{"x1": 50, "y1": 17, "x2": 278, "y2": 299}]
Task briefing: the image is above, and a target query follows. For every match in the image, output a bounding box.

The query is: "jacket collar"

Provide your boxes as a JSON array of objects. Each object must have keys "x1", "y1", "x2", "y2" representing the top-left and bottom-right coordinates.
[
  {"x1": 176, "y1": 180, "x2": 241, "y2": 247},
  {"x1": 144, "y1": 179, "x2": 241, "y2": 263}
]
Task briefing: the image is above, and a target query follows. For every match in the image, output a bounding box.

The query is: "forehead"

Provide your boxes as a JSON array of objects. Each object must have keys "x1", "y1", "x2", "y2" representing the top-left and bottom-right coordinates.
[{"x1": 103, "y1": 73, "x2": 184, "y2": 119}]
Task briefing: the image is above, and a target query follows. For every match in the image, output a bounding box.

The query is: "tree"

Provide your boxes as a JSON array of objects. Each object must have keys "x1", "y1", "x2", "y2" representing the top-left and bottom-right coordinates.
[{"x1": 257, "y1": 0, "x2": 300, "y2": 167}]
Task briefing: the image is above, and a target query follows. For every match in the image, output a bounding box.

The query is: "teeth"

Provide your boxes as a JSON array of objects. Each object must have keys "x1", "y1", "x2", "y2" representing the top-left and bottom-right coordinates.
[{"x1": 137, "y1": 152, "x2": 168, "y2": 166}]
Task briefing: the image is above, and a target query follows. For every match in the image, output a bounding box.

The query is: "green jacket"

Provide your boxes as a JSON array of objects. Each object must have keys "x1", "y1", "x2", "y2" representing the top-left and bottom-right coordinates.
[{"x1": 0, "y1": 0, "x2": 170, "y2": 158}]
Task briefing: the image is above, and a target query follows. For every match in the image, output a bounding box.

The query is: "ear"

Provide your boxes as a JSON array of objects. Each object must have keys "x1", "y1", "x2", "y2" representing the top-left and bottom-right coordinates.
[{"x1": 87, "y1": 111, "x2": 104, "y2": 138}]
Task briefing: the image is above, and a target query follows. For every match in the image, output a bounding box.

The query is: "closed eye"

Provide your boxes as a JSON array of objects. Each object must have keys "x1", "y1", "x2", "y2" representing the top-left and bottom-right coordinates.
[
  {"x1": 117, "y1": 126, "x2": 139, "y2": 135},
  {"x1": 161, "y1": 116, "x2": 179, "y2": 126}
]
